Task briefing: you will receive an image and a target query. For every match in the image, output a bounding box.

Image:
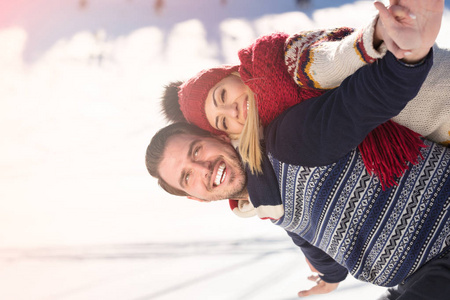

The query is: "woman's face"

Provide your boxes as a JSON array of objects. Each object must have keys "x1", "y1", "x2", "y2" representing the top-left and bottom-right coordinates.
[{"x1": 204, "y1": 75, "x2": 249, "y2": 136}]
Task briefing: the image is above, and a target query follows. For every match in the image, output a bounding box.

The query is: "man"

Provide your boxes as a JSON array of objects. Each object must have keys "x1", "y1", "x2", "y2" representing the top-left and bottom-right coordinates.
[{"x1": 146, "y1": 1, "x2": 450, "y2": 299}]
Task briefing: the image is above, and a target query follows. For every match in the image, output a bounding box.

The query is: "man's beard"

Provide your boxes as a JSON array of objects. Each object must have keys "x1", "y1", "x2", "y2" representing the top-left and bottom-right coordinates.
[
  {"x1": 225, "y1": 156, "x2": 248, "y2": 199},
  {"x1": 206, "y1": 152, "x2": 248, "y2": 201}
]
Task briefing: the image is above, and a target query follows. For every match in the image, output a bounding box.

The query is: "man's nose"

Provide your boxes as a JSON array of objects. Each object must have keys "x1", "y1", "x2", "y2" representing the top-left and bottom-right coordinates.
[{"x1": 194, "y1": 160, "x2": 212, "y2": 178}]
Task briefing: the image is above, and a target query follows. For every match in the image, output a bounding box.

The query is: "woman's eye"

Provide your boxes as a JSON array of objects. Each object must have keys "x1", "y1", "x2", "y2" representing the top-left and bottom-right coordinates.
[
  {"x1": 221, "y1": 89, "x2": 226, "y2": 103},
  {"x1": 222, "y1": 118, "x2": 228, "y2": 130}
]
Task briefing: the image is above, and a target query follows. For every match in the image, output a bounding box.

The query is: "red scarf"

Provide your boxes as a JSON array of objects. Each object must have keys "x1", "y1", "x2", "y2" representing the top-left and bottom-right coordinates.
[{"x1": 238, "y1": 32, "x2": 425, "y2": 189}]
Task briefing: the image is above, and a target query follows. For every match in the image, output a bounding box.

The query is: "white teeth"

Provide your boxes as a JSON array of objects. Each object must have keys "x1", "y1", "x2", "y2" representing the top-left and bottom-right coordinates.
[
  {"x1": 247, "y1": 101, "x2": 249, "y2": 111},
  {"x1": 214, "y1": 163, "x2": 226, "y2": 186}
]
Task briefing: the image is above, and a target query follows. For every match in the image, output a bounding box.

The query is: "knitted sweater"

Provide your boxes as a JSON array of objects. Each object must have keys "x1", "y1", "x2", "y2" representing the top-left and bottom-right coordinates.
[
  {"x1": 249, "y1": 50, "x2": 450, "y2": 287},
  {"x1": 238, "y1": 32, "x2": 323, "y2": 127},
  {"x1": 238, "y1": 19, "x2": 382, "y2": 129},
  {"x1": 230, "y1": 18, "x2": 450, "y2": 218},
  {"x1": 237, "y1": 18, "x2": 430, "y2": 191},
  {"x1": 284, "y1": 18, "x2": 450, "y2": 145}
]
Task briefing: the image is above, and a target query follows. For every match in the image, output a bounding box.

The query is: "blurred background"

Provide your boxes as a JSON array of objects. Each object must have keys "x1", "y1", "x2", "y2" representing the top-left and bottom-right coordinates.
[{"x1": 1, "y1": 1, "x2": 449, "y2": 299}]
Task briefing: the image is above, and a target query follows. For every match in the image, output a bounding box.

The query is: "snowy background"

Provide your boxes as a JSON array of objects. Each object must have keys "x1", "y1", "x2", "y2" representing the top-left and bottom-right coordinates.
[{"x1": 1, "y1": 0, "x2": 449, "y2": 299}]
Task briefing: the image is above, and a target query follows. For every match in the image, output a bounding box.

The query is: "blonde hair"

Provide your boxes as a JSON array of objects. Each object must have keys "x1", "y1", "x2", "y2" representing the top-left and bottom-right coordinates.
[
  {"x1": 222, "y1": 72, "x2": 262, "y2": 175},
  {"x1": 234, "y1": 82, "x2": 263, "y2": 174}
]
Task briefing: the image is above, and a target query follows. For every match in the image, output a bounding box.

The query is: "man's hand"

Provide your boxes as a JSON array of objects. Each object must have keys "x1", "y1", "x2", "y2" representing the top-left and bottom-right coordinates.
[
  {"x1": 297, "y1": 258, "x2": 339, "y2": 297},
  {"x1": 297, "y1": 276, "x2": 339, "y2": 297}
]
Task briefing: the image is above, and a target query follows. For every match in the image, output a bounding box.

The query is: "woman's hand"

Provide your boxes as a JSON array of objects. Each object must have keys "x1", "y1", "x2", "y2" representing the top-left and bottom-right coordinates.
[{"x1": 375, "y1": 0, "x2": 444, "y2": 63}]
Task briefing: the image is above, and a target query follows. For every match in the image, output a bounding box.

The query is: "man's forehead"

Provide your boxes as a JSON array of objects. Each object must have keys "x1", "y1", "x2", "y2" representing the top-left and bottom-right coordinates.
[
  {"x1": 166, "y1": 133, "x2": 219, "y2": 149},
  {"x1": 158, "y1": 134, "x2": 193, "y2": 190},
  {"x1": 162, "y1": 132, "x2": 236, "y2": 162},
  {"x1": 165, "y1": 133, "x2": 195, "y2": 153}
]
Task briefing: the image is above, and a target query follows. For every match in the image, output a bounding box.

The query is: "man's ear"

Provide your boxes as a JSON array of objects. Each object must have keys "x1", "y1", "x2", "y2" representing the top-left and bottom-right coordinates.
[
  {"x1": 187, "y1": 196, "x2": 211, "y2": 203},
  {"x1": 217, "y1": 134, "x2": 231, "y2": 144}
]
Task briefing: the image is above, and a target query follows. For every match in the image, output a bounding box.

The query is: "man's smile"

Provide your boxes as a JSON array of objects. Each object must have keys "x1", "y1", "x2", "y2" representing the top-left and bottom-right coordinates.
[{"x1": 213, "y1": 162, "x2": 226, "y2": 187}]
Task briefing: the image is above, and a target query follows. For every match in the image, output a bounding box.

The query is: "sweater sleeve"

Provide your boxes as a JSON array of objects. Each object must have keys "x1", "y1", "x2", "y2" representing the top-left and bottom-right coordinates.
[
  {"x1": 285, "y1": 16, "x2": 387, "y2": 90},
  {"x1": 286, "y1": 231, "x2": 348, "y2": 283},
  {"x1": 266, "y1": 50, "x2": 433, "y2": 166},
  {"x1": 392, "y1": 44, "x2": 450, "y2": 143}
]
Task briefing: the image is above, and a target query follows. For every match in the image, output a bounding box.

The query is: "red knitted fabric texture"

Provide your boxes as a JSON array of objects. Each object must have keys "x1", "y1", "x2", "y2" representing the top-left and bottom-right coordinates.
[
  {"x1": 179, "y1": 65, "x2": 239, "y2": 136},
  {"x1": 238, "y1": 32, "x2": 324, "y2": 126},
  {"x1": 238, "y1": 32, "x2": 425, "y2": 189}
]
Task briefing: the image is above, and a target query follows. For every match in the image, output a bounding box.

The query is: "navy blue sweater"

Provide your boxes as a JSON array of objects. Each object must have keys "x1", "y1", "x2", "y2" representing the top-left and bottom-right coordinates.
[{"x1": 246, "y1": 51, "x2": 450, "y2": 285}]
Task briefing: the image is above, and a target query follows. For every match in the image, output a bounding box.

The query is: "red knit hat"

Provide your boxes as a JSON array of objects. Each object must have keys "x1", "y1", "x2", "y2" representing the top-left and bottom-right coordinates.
[{"x1": 178, "y1": 65, "x2": 240, "y2": 135}]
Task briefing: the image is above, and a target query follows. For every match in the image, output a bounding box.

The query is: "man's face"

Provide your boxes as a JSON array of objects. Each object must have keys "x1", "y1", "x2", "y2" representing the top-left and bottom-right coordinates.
[{"x1": 159, "y1": 133, "x2": 247, "y2": 201}]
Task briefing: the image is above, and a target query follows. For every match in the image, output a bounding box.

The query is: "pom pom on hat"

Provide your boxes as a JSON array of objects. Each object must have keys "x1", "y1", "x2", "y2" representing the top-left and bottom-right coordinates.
[
  {"x1": 161, "y1": 81, "x2": 186, "y2": 123},
  {"x1": 178, "y1": 65, "x2": 240, "y2": 135}
]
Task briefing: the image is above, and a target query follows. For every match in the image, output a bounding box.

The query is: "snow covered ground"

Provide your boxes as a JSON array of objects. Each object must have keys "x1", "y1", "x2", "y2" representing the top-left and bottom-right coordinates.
[{"x1": 0, "y1": 0, "x2": 449, "y2": 299}]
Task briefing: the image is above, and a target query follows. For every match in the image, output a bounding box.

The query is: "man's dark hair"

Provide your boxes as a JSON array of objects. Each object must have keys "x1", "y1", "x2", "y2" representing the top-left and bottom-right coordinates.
[{"x1": 145, "y1": 122, "x2": 214, "y2": 196}]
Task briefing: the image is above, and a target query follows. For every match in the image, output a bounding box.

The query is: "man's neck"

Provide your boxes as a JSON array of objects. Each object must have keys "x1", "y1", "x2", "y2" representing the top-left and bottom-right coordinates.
[{"x1": 231, "y1": 190, "x2": 249, "y2": 201}]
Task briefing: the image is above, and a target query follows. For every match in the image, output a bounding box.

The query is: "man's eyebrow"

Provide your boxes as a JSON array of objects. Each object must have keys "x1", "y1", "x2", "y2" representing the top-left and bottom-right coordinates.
[
  {"x1": 179, "y1": 170, "x2": 186, "y2": 189},
  {"x1": 187, "y1": 139, "x2": 199, "y2": 157},
  {"x1": 178, "y1": 139, "x2": 199, "y2": 189}
]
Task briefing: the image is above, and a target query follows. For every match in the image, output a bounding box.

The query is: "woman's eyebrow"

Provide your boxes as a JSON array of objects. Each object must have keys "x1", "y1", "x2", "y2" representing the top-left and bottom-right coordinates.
[
  {"x1": 212, "y1": 86, "x2": 219, "y2": 107},
  {"x1": 212, "y1": 86, "x2": 220, "y2": 129},
  {"x1": 215, "y1": 116, "x2": 220, "y2": 130}
]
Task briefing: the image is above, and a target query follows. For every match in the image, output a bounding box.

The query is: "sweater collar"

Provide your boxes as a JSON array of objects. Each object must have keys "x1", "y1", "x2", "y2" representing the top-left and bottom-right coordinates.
[{"x1": 229, "y1": 197, "x2": 284, "y2": 220}]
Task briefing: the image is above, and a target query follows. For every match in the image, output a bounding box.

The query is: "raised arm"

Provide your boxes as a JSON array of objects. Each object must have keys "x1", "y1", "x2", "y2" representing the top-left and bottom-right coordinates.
[
  {"x1": 285, "y1": 20, "x2": 386, "y2": 90},
  {"x1": 284, "y1": 0, "x2": 443, "y2": 90},
  {"x1": 267, "y1": 50, "x2": 433, "y2": 167}
]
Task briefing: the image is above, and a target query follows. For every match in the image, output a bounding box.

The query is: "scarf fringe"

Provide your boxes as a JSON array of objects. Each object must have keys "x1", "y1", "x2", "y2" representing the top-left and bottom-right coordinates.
[{"x1": 358, "y1": 121, "x2": 426, "y2": 190}]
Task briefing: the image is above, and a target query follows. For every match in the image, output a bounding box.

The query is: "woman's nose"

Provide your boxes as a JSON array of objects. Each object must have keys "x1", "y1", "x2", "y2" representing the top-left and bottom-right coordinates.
[{"x1": 222, "y1": 102, "x2": 238, "y2": 118}]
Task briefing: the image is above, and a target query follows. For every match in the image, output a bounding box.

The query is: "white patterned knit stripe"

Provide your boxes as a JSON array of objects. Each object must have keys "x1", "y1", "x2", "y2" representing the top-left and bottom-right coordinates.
[
  {"x1": 269, "y1": 140, "x2": 450, "y2": 287},
  {"x1": 285, "y1": 19, "x2": 450, "y2": 144}
]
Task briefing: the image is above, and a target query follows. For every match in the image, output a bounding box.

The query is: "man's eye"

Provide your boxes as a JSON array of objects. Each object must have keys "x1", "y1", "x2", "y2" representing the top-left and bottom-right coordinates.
[
  {"x1": 194, "y1": 147, "x2": 200, "y2": 158},
  {"x1": 185, "y1": 173, "x2": 190, "y2": 184}
]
